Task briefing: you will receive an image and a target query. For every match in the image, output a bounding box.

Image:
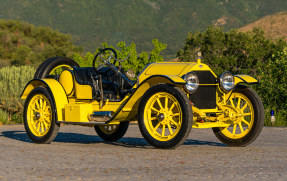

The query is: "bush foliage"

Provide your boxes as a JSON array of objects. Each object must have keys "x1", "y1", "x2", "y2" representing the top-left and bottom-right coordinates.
[
  {"x1": 74, "y1": 39, "x2": 167, "y2": 75},
  {"x1": 177, "y1": 26, "x2": 287, "y2": 125},
  {"x1": 0, "y1": 19, "x2": 83, "y2": 68},
  {"x1": 0, "y1": 66, "x2": 35, "y2": 122}
]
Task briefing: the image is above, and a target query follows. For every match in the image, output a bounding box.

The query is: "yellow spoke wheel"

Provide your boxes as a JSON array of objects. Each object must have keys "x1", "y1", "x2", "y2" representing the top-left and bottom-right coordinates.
[
  {"x1": 213, "y1": 86, "x2": 264, "y2": 147},
  {"x1": 24, "y1": 87, "x2": 60, "y2": 143},
  {"x1": 94, "y1": 122, "x2": 129, "y2": 142},
  {"x1": 220, "y1": 92, "x2": 254, "y2": 139},
  {"x1": 27, "y1": 94, "x2": 52, "y2": 137},
  {"x1": 138, "y1": 84, "x2": 193, "y2": 149},
  {"x1": 144, "y1": 92, "x2": 182, "y2": 141}
]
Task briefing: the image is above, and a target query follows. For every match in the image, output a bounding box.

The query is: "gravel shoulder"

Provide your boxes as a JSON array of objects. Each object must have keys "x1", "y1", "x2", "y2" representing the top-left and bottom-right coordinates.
[{"x1": 0, "y1": 125, "x2": 287, "y2": 181}]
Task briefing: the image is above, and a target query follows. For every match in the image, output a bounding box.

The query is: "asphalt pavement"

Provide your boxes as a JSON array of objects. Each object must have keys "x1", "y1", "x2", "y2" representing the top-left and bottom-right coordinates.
[{"x1": 0, "y1": 124, "x2": 286, "y2": 181}]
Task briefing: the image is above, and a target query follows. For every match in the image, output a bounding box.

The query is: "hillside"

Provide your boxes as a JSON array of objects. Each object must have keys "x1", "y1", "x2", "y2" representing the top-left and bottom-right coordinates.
[
  {"x1": 0, "y1": 20, "x2": 82, "y2": 68},
  {"x1": 1, "y1": 1, "x2": 287, "y2": 59},
  {"x1": 240, "y1": 11, "x2": 287, "y2": 41}
]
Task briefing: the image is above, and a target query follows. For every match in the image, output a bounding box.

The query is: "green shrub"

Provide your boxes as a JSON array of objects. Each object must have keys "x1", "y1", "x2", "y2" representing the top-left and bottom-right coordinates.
[
  {"x1": 177, "y1": 26, "x2": 286, "y2": 76},
  {"x1": 0, "y1": 19, "x2": 83, "y2": 67},
  {"x1": 255, "y1": 49, "x2": 287, "y2": 126},
  {"x1": 0, "y1": 109, "x2": 8, "y2": 124},
  {"x1": 0, "y1": 66, "x2": 35, "y2": 122},
  {"x1": 73, "y1": 39, "x2": 167, "y2": 75}
]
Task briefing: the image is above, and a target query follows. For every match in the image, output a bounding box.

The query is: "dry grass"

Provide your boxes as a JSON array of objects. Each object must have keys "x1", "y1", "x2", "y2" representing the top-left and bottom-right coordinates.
[{"x1": 240, "y1": 11, "x2": 287, "y2": 40}]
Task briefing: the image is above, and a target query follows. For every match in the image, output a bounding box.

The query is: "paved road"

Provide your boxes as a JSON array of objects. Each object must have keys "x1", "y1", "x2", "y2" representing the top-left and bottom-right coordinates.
[{"x1": 0, "y1": 124, "x2": 286, "y2": 181}]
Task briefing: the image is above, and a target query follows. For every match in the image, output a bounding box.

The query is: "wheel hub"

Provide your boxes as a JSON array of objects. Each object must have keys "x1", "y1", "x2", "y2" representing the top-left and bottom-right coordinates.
[
  {"x1": 35, "y1": 112, "x2": 41, "y2": 120},
  {"x1": 223, "y1": 107, "x2": 241, "y2": 121},
  {"x1": 158, "y1": 113, "x2": 165, "y2": 121}
]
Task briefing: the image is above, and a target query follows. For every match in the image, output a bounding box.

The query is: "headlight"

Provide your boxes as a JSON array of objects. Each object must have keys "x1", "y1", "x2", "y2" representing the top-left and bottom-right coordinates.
[
  {"x1": 184, "y1": 72, "x2": 199, "y2": 93},
  {"x1": 219, "y1": 71, "x2": 235, "y2": 92}
]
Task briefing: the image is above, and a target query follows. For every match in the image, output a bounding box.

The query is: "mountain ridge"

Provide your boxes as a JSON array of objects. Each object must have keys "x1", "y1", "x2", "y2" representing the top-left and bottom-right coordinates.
[
  {"x1": 1, "y1": 0, "x2": 287, "y2": 59},
  {"x1": 240, "y1": 11, "x2": 287, "y2": 41}
]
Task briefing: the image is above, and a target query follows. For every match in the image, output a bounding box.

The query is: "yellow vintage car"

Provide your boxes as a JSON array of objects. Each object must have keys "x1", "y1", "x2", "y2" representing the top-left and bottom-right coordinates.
[{"x1": 21, "y1": 48, "x2": 264, "y2": 149}]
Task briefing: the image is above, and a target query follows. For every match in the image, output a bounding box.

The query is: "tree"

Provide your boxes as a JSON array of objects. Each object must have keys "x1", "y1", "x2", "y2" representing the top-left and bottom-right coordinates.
[
  {"x1": 255, "y1": 49, "x2": 287, "y2": 126},
  {"x1": 73, "y1": 39, "x2": 167, "y2": 75},
  {"x1": 177, "y1": 26, "x2": 287, "y2": 75},
  {"x1": 0, "y1": 19, "x2": 83, "y2": 67}
]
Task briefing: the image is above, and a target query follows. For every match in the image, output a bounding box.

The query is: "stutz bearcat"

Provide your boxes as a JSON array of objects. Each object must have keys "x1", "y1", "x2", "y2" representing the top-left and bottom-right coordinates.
[{"x1": 21, "y1": 48, "x2": 264, "y2": 149}]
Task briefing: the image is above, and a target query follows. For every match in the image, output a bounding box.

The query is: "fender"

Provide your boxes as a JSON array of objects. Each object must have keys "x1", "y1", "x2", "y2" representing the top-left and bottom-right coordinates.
[
  {"x1": 234, "y1": 74, "x2": 258, "y2": 85},
  {"x1": 20, "y1": 79, "x2": 68, "y2": 121},
  {"x1": 107, "y1": 75, "x2": 186, "y2": 123}
]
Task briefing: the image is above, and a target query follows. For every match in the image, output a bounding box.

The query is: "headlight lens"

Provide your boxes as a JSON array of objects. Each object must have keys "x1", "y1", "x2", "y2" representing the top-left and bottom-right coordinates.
[
  {"x1": 219, "y1": 71, "x2": 235, "y2": 92},
  {"x1": 184, "y1": 72, "x2": 199, "y2": 93}
]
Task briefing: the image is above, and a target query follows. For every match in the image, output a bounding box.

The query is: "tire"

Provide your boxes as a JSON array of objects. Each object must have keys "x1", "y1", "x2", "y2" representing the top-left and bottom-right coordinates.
[
  {"x1": 138, "y1": 84, "x2": 193, "y2": 149},
  {"x1": 94, "y1": 121, "x2": 129, "y2": 142},
  {"x1": 24, "y1": 87, "x2": 60, "y2": 143},
  {"x1": 212, "y1": 86, "x2": 264, "y2": 146},
  {"x1": 34, "y1": 57, "x2": 79, "y2": 79}
]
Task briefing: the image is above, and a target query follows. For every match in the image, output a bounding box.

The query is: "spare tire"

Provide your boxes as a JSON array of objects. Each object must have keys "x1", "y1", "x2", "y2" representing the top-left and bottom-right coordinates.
[{"x1": 34, "y1": 57, "x2": 79, "y2": 79}]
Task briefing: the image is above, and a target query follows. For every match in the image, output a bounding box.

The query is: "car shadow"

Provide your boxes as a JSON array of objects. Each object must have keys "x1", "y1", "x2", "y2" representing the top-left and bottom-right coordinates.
[{"x1": 0, "y1": 131, "x2": 225, "y2": 148}]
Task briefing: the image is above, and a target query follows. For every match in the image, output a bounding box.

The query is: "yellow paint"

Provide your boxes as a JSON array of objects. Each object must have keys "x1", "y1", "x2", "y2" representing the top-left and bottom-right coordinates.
[
  {"x1": 111, "y1": 76, "x2": 185, "y2": 123},
  {"x1": 145, "y1": 63, "x2": 190, "y2": 75},
  {"x1": 26, "y1": 94, "x2": 52, "y2": 136},
  {"x1": 218, "y1": 92, "x2": 254, "y2": 139},
  {"x1": 192, "y1": 122, "x2": 230, "y2": 128},
  {"x1": 74, "y1": 81, "x2": 93, "y2": 99},
  {"x1": 143, "y1": 92, "x2": 182, "y2": 141},
  {"x1": 138, "y1": 62, "x2": 218, "y2": 84},
  {"x1": 197, "y1": 57, "x2": 201, "y2": 64},
  {"x1": 21, "y1": 79, "x2": 68, "y2": 121},
  {"x1": 235, "y1": 74, "x2": 258, "y2": 85},
  {"x1": 64, "y1": 103, "x2": 93, "y2": 122},
  {"x1": 50, "y1": 64, "x2": 73, "y2": 75},
  {"x1": 59, "y1": 70, "x2": 74, "y2": 96}
]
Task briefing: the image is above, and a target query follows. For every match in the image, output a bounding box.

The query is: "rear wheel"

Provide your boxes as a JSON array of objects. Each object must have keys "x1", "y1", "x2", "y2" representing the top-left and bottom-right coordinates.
[
  {"x1": 24, "y1": 87, "x2": 60, "y2": 143},
  {"x1": 212, "y1": 86, "x2": 264, "y2": 146},
  {"x1": 34, "y1": 57, "x2": 79, "y2": 79},
  {"x1": 94, "y1": 121, "x2": 129, "y2": 142},
  {"x1": 138, "y1": 84, "x2": 193, "y2": 149}
]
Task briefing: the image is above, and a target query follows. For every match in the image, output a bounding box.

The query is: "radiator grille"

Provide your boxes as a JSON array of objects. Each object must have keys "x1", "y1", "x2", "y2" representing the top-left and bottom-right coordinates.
[
  {"x1": 193, "y1": 71, "x2": 217, "y2": 84},
  {"x1": 190, "y1": 85, "x2": 217, "y2": 109},
  {"x1": 189, "y1": 71, "x2": 217, "y2": 109}
]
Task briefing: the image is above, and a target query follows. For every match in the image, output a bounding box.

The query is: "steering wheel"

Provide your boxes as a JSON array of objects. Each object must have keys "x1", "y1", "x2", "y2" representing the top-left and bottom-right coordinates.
[
  {"x1": 93, "y1": 48, "x2": 118, "y2": 71},
  {"x1": 92, "y1": 48, "x2": 134, "y2": 87}
]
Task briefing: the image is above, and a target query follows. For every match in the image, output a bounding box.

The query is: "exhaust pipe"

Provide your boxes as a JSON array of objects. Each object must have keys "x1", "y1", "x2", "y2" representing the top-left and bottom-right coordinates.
[{"x1": 88, "y1": 111, "x2": 113, "y2": 122}]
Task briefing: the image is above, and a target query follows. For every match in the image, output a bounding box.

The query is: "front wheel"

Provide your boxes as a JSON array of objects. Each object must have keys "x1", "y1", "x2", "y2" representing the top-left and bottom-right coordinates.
[
  {"x1": 213, "y1": 86, "x2": 264, "y2": 146},
  {"x1": 24, "y1": 87, "x2": 60, "y2": 143},
  {"x1": 94, "y1": 121, "x2": 129, "y2": 142},
  {"x1": 138, "y1": 84, "x2": 193, "y2": 149}
]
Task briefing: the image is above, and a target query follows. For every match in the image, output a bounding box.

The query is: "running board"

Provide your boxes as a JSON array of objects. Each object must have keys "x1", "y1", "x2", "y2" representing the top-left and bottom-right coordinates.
[{"x1": 57, "y1": 121, "x2": 106, "y2": 126}]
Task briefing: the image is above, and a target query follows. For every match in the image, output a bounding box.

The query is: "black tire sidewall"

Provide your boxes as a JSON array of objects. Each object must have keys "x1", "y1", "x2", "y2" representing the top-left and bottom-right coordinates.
[
  {"x1": 34, "y1": 57, "x2": 58, "y2": 79},
  {"x1": 24, "y1": 87, "x2": 60, "y2": 143},
  {"x1": 34, "y1": 57, "x2": 79, "y2": 79},
  {"x1": 94, "y1": 121, "x2": 129, "y2": 142},
  {"x1": 213, "y1": 86, "x2": 264, "y2": 146},
  {"x1": 138, "y1": 84, "x2": 193, "y2": 149}
]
